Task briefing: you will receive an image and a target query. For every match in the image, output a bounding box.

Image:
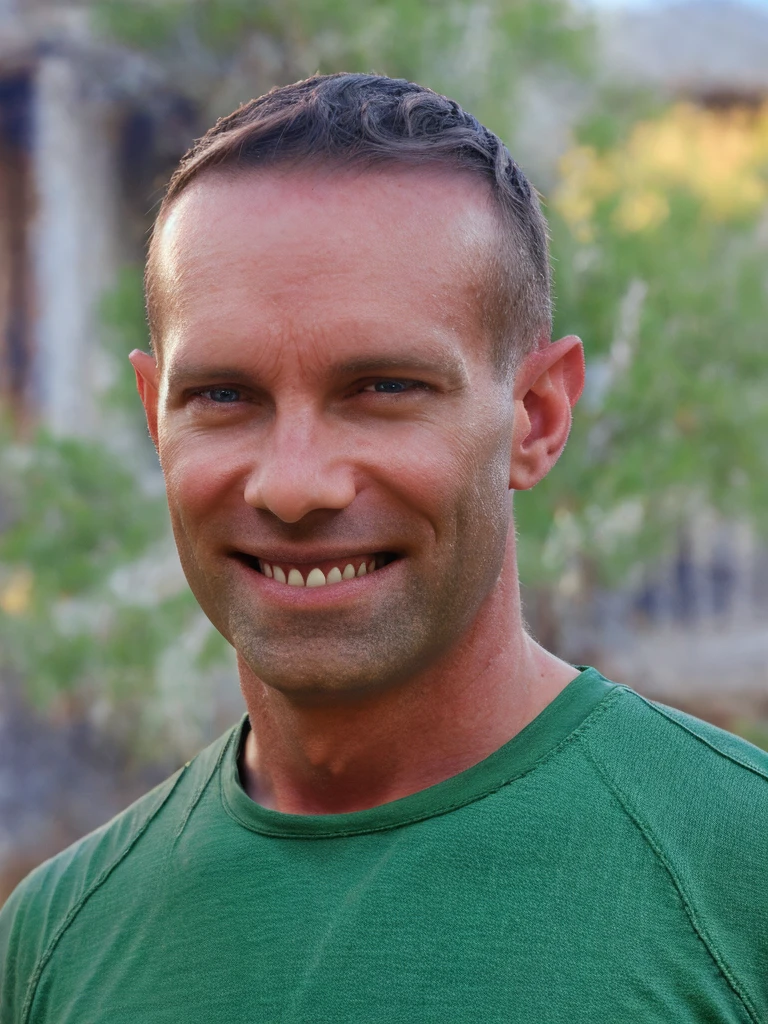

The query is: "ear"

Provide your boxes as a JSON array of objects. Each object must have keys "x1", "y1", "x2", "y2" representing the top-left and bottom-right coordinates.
[
  {"x1": 129, "y1": 349, "x2": 160, "y2": 450},
  {"x1": 509, "y1": 335, "x2": 584, "y2": 491}
]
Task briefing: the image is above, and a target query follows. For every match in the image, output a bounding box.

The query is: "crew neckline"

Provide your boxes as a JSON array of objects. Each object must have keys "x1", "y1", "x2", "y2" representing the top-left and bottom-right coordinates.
[{"x1": 220, "y1": 667, "x2": 620, "y2": 839}]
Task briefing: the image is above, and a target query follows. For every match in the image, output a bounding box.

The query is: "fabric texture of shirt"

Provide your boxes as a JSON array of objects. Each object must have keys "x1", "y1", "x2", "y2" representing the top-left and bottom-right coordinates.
[{"x1": 1, "y1": 667, "x2": 767, "y2": 1023}]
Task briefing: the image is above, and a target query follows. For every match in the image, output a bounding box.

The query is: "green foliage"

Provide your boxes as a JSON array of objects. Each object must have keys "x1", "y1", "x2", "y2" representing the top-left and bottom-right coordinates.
[
  {"x1": 518, "y1": 104, "x2": 768, "y2": 588},
  {"x1": 0, "y1": 433, "x2": 162, "y2": 593},
  {"x1": 575, "y1": 87, "x2": 664, "y2": 154},
  {"x1": 0, "y1": 425, "x2": 191, "y2": 702},
  {"x1": 0, "y1": 253, "x2": 232, "y2": 735},
  {"x1": 99, "y1": 265, "x2": 154, "y2": 423},
  {"x1": 91, "y1": 0, "x2": 591, "y2": 133},
  {"x1": 94, "y1": 0, "x2": 329, "y2": 58},
  {"x1": 92, "y1": 0, "x2": 192, "y2": 50}
]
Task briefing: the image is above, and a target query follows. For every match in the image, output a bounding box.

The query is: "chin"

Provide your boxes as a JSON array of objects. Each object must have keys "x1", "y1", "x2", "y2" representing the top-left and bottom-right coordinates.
[
  {"x1": 234, "y1": 627, "x2": 428, "y2": 704},
  {"x1": 246, "y1": 659, "x2": 399, "y2": 704}
]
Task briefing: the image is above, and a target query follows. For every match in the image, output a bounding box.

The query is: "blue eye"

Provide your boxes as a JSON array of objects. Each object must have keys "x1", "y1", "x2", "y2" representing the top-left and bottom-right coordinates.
[
  {"x1": 206, "y1": 388, "x2": 241, "y2": 403},
  {"x1": 369, "y1": 380, "x2": 414, "y2": 393}
]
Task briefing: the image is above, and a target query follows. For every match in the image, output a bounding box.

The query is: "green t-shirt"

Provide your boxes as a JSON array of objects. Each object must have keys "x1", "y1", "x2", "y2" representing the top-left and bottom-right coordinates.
[{"x1": 2, "y1": 668, "x2": 767, "y2": 1023}]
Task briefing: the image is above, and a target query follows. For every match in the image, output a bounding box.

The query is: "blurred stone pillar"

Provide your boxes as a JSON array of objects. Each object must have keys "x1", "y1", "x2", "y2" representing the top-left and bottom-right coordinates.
[{"x1": 31, "y1": 53, "x2": 118, "y2": 437}]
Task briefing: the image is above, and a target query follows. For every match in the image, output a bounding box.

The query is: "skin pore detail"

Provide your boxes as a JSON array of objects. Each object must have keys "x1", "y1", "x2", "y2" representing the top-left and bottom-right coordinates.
[{"x1": 131, "y1": 163, "x2": 585, "y2": 815}]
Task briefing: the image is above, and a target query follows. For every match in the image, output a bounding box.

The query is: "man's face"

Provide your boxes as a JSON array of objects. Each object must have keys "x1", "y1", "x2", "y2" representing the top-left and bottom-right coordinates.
[{"x1": 148, "y1": 166, "x2": 517, "y2": 700}]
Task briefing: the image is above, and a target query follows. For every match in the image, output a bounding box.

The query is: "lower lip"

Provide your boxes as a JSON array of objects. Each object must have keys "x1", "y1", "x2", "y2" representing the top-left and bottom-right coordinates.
[{"x1": 231, "y1": 557, "x2": 400, "y2": 608}]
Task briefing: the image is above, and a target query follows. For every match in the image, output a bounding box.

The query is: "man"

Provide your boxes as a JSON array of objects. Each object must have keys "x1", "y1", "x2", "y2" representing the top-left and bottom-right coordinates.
[{"x1": 1, "y1": 73, "x2": 766, "y2": 1023}]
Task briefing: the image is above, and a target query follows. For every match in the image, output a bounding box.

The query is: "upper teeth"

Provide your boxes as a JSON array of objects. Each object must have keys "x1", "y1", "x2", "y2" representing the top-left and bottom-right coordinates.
[{"x1": 259, "y1": 559, "x2": 376, "y2": 587}]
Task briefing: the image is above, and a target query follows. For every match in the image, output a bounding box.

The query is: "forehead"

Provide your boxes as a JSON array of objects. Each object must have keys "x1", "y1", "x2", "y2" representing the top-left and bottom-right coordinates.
[{"x1": 151, "y1": 164, "x2": 500, "y2": 372}]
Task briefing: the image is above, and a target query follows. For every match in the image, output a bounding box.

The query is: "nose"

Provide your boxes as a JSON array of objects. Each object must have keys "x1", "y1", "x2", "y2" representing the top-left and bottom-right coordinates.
[{"x1": 242, "y1": 410, "x2": 357, "y2": 524}]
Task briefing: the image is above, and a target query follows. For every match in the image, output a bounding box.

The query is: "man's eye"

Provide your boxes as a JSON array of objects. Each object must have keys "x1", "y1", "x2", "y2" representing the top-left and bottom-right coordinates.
[
  {"x1": 202, "y1": 388, "x2": 241, "y2": 403},
  {"x1": 363, "y1": 380, "x2": 422, "y2": 394}
]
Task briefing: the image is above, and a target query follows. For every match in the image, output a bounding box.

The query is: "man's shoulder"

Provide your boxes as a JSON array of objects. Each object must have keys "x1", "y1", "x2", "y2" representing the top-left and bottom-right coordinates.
[
  {"x1": 9, "y1": 719, "x2": 237, "y2": 900},
  {"x1": 581, "y1": 681, "x2": 768, "y2": 822},
  {"x1": 644, "y1": 694, "x2": 768, "y2": 782},
  {"x1": 578, "y1": 680, "x2": 768, "y2": 1014},
  {"x1": 0, "y1": 720, "x2": 240, "y2": 1020}
]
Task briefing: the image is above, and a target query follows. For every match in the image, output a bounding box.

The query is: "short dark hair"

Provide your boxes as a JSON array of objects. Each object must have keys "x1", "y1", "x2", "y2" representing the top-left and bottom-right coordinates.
[{"x1": 146, "y1": 73, "x2": 552, "y2": 373}]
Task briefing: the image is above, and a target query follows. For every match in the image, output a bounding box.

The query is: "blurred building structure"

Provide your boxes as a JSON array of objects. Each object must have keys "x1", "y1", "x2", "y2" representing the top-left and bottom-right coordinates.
[
  {"x1": 519, "y1": 0, "x2": 768, "y2": 186},
  {"x1": 0, "y1": 1, "x2": 193, "y2": 435},
  {"x1": 0, "y1": 4, "x2": 198, "y2": 898},
  {"x1": 599, "y1": 0, "x2": 768, "y2": 105},
  {"x1": 552, "y1": 515, "x2": 768, "y2": 727}
]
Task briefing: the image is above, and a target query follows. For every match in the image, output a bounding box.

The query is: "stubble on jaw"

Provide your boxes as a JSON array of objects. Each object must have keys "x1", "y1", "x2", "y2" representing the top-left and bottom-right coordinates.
[{"x1": 199, "y1": 466, "x2": 512, "y2": 704}]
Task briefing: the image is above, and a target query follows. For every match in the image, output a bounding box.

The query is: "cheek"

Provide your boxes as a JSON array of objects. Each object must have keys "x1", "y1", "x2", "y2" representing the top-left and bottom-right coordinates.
[
  {"x1": 372, "y1": 418, "x2": 511, "y2": 532},
  {"x1": 160, "y1": 430, "x2": 249, "y2": 524}
]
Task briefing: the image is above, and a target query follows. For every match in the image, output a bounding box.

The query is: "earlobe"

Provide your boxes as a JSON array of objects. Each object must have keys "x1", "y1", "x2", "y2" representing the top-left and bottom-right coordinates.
[{"x1": 129, "y1": 349, "x2": 160, "y2": 448}]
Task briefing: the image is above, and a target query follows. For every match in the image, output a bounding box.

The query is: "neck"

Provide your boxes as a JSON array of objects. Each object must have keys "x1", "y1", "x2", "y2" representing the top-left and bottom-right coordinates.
[{"x1": 238, "y1": 541, "x2": 577, "y2": 815}]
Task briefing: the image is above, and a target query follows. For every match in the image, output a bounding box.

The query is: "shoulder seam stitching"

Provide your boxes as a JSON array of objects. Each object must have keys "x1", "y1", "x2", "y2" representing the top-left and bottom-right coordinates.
[
  {"x1": 632, "y1": 692, "x2": 768, "y2": 783},
  {"x1": 20, "y1": 766, "x2": 189, "y2": 1024},
  {"x1": 580, "y1": 739, "x2": 760, "y2": 1024}
]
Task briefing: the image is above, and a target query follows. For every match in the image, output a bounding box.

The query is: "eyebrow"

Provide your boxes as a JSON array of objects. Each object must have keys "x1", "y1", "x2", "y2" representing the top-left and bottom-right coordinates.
[
  {"x1": 165, "y1": 352, "x2": 469, "y2": 392},
  {"x1": 165, "y1": 364, "x2": 258, "y2": 392},
  {"x1": 329, "y1": 354, "x2": 468, "y2": 385}
]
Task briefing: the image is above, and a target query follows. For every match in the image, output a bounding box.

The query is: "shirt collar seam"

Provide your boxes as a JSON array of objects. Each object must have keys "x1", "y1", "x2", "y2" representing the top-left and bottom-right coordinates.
[{"x1": 219, "y1": 686, "x2": 626, "y2": 840}]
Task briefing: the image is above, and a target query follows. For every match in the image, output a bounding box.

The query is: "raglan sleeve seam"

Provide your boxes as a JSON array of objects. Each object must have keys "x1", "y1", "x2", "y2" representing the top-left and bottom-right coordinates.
[
  {"x1": 170, "y1": 723, "x2": 235, "y2": 849},
  {"x1": 634, "y1": 694, "x2": 768, "y2": 783},
  {"x1": 19, "y1": 765, "x2": 188, "y2": 1024},
  {"x1": 578, "y1": 736, "x2": 761, "y2": 1024},
  {"x1": 0, "y1": 870, "x2": 42, "y2": 1024}
]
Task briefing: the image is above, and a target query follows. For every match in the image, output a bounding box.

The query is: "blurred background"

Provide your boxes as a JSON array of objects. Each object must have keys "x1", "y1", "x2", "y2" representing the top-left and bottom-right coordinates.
[{"x1": 1, "y1": 0, "x2": 768, "y2": 900}]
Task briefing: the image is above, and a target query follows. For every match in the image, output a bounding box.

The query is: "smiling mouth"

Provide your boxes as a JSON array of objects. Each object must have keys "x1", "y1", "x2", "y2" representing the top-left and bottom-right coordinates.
[{"x1": 236, "y1": 553, "x2": 398, "y2": 588}]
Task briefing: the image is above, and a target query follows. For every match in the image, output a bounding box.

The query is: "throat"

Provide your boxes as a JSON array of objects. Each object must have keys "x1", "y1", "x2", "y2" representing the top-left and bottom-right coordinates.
[{"x1": 239, "y1": 721, "x2": 409, "y2": 814}]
